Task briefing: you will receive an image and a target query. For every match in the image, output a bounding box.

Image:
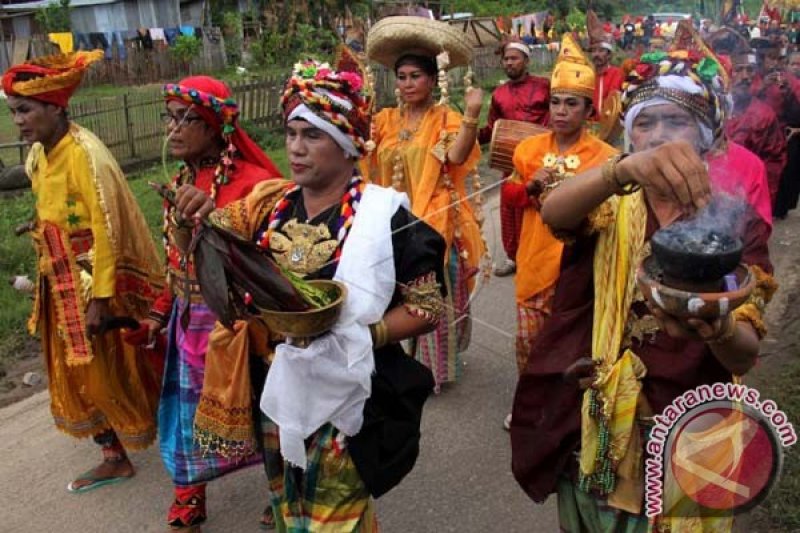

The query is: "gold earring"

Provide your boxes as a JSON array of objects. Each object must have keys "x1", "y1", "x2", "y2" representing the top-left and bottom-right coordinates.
[{"x1": 395, "y1": 88, "x2": 404, "y2": 110}]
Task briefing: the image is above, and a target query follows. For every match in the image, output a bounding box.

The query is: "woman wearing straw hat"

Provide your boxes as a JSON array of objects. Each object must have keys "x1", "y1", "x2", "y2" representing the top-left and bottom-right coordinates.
[{"x1": 364, "y1": 16, "x2": 487, "y2": 390}]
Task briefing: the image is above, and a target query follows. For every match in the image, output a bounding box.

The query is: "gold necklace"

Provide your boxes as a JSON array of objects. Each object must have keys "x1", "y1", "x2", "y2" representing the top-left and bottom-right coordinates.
[{"x1": 393, "y1": 105, "x2": 434, "y2": 191}]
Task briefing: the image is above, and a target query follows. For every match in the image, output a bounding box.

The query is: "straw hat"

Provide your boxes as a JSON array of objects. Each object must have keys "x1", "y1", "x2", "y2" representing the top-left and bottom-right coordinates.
[{"x1": 367, "y1": 16, "x2": 473, "y2": 69}]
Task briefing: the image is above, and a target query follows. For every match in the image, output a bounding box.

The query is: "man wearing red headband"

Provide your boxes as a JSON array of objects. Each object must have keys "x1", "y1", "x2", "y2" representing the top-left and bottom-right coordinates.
[
  {"x1": 2, "y1": 51, "x2": 164, "y2": 494},
  {"x1": 140, "y1": 75, "x2": 282, "y2": 530}
]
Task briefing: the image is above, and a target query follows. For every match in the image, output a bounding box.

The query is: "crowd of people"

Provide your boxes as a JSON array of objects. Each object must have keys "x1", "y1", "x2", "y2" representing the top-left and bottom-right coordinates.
[{"x1": 1, "y1": 8, "x2": 791, "y2": 532}]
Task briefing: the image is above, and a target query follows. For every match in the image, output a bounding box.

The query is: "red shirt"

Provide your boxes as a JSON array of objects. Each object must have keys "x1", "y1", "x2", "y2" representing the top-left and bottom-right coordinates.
[
  {"x1": 478, "y1": 74, "x2": 551, "y2": 145},
  {"x1": 725, "y1": 99, "x2": 787, "y2": 202},
  {"x1": 593, "y1": 65, "x2": 625, "y2": 112}
]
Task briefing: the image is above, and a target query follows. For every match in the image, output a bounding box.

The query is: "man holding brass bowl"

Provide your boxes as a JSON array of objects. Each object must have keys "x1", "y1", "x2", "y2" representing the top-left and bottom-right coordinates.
[
  {"x1": 174, "y1": 56, "x2": 446, "y2": 532},
  {"x1": 510, "y1": 21, "x2": 777, "y2": 531}
]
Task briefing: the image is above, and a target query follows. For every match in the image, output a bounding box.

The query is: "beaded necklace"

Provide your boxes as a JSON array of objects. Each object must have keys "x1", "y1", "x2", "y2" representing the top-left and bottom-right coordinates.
[
  {"x1": 161, "y1": 149, "x2": 235, "y2": 269},
  {"x1": 257, "y1": 175, "x2": 366, "y2": 266}
]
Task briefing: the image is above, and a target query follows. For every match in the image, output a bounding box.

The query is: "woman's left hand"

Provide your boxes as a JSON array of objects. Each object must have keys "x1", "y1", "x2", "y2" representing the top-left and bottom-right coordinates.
[{"x1": 464, "y1": 87, "x2": 483, "y2": 116}]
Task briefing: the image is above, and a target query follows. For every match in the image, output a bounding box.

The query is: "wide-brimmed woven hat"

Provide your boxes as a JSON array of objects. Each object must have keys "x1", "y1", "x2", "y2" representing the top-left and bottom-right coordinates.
[{"x1": 367, "y1": 16, "x2": 473, "y2": 69}]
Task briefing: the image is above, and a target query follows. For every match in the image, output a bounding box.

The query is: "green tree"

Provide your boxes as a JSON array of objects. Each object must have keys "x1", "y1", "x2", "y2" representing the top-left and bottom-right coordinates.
[
  {"x1": 221, "y1": 11, "x2": 243, "y2": 66},
  {"x1": 35, "y1": 0, "x2": 71, "y2": 33},
  {"x1": 170, "y1": 35, "x2": 202, "y2": 74}
]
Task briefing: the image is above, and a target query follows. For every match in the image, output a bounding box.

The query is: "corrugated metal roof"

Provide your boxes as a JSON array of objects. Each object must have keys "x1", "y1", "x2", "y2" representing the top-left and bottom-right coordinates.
[{"x1": 0, "y1": 0, "x2": 119, "y2": 11}]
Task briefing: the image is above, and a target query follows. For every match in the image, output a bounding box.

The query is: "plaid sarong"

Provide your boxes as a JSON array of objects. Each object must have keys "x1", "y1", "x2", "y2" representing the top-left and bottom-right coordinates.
[
  {"x1": 515, "y1": 284, "x2": 556, "y2": 374},
  {"x1": 158, "y1": 299, "x2": 261, "y2": 485},
  {"x1": 263, "y1": 419, "x2": 378, "y2": 532}
]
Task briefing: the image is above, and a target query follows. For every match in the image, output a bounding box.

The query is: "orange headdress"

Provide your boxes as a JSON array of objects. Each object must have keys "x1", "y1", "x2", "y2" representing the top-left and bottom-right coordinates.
[
  {"x1": 551, "y1": 33, "x2": 596, "y2": 99},
  {"x1": 2, "y1": 50, "x2": 103, "y2": 108}
]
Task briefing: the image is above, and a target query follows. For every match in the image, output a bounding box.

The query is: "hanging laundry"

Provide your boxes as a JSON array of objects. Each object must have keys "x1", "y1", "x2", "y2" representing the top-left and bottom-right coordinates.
[
  {"x1": 102, "y1": 31, "x2": 115, "y2": 59},
  {"x1": 149, "y1": 27, "x2": 166, "y2": 42},
  {"x1": 163, "y1": 27, "x2": 180, "y2": 45},
  {"x1": 117, "y1": 31, "x2": 129, "y2": 60},
  {"x1": 88, "y1": 32, "x2": 108, "y2": 50},
  {"x1": 48, "y1": 32, "x2": 73, "y2": 53},
  {"x1": 180, "y1": 25, "x2": 194, "y2": 37},
  {"x1": 73, "y1": 32, "x2": 91, "y2": 50},
  {"x1": 136, "y1": 28, "x2": 154, "y2": 50}
]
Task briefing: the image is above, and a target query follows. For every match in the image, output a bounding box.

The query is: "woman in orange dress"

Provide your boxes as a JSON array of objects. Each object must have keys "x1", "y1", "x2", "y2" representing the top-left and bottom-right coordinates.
[{"x1": 364, "y1": 16, "x2": 487, "y2": 389}]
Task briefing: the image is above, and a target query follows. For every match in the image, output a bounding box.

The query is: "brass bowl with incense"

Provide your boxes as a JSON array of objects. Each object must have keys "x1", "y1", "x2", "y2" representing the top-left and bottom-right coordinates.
[{"x1": 258, "y1": 280, "x2": 347, "y2": 340}]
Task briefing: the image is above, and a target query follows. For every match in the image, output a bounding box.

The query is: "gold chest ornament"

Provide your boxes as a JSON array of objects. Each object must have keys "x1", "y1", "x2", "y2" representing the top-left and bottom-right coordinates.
[{"x1": 269, "y1": 219, "x2": 338, "y2": 277}]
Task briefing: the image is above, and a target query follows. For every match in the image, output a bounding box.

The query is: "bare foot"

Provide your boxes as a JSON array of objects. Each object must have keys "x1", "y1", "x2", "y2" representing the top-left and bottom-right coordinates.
[{"x1": 69, "y1": 456, "x2": 134, "y2": 491}]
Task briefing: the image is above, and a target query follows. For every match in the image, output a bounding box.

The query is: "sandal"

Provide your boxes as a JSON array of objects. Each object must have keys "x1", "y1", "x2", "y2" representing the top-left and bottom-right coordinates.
[
  {"x1": 66, "y1": 456, "x2": 134, "y2": 494},
  {"x1": 259, "y1": 505, "x2": 276, "y2": 530},
  {"x1": 66, "y1": 470, "x2": 132, "y2": 493},
  {"x1": 168, "y1": 487, "x2": 207, "y2": 530}
]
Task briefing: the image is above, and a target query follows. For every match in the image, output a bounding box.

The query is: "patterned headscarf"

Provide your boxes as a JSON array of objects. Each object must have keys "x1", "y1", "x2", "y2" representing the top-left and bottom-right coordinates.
[
  {"x1": 621, "y1": 21, "x2": 728, "y2": 144},
  {"x1": 2, "y1": 50, "x2": 103, "y2": 108},
  {"x1": 163, "y1": 76, "x2": 281, "y2": 177},
  {"x1": 281, "y1": 59, "x2": 370, "y2": 158}
]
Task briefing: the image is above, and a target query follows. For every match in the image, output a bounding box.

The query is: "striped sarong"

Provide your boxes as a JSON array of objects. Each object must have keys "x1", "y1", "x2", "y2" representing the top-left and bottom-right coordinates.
[
  {"x1": 515, "y1": 284, "x2": 556, "y2": 374},
  {"x1": 263, "y1": 419, "x2": 378, "y2": 532},
  {"x1": 158, "y1": 299, "x2": 260, "y2": 485}
]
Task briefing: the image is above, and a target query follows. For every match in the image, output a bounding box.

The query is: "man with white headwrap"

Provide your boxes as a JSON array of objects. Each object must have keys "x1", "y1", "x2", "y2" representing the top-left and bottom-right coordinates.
[
  {"x1": 175, "y1": 58, "x2": 447, "y2": 532},
  {"x1": 511, "y1": 21, "x2": 775, "y2": 532},
  {"x1": 478, "y1": 37, "x2": 550, "y2": 277}
]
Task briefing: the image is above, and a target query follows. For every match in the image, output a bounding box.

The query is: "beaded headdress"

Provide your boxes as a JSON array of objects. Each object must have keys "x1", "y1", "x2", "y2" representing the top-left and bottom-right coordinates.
[
  {"x1": 621, "y1": 20, "x2": 728, "y2": 138},
  {"x1": 162, "y1": 76, "x2": 281, "y2": 196},
  {"x1": 281, "y1": 57, "x2": 371, "y2": 158}
]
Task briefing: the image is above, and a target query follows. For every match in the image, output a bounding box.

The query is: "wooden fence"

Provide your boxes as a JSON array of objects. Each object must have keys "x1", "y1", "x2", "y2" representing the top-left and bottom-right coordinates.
[
  {"x1": 2, "y1": 31, "x2": 227, "y2": 88},
  {"x1": 65, "y1": 75, "x2": 287, "y2": 169}
]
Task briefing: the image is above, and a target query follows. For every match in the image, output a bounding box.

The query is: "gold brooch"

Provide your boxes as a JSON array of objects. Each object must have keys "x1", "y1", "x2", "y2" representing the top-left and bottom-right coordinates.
[{"x1": 269, "y1": 219, "x2": 338, "y2": 276}]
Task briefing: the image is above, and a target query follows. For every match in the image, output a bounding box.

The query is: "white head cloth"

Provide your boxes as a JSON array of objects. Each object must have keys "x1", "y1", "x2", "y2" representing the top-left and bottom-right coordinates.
[
  {"x1": 288, "y1": 90, "x2": 359, "y2": 158},
  {"x1": 623, "y1": 75, "x2": 714, "y2": 152}
]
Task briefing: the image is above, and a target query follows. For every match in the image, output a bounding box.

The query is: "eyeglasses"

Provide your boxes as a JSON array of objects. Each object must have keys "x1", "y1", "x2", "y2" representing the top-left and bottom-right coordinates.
[{"x1": 160, "y1": 111, "x2": 203, "y2": 127}]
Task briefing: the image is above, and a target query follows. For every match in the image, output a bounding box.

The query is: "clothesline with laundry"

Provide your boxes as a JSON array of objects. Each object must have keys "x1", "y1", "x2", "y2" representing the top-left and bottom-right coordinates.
[{"x1": 47, "y1": 26, "x2": 205, "y2": 58}]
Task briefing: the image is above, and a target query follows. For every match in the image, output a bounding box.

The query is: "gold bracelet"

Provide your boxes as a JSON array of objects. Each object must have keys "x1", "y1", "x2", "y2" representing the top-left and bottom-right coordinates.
[
  {"x1": 708, "y1": 314, "x2": 737, "y2": 346},
  {"x1": 601, "y1": 153, "x2": 639, "y2": 196},
  {"x1": 461, "y1": 115, "x2": 479, "y2": 127},
  {"x1": 369, "y1": 319, "x2": 389, "y2": 349}
]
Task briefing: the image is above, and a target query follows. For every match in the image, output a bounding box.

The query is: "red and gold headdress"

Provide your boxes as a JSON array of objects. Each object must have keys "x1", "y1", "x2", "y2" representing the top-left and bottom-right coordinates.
[{"x1": 2, "y1": 50, "x2": 103, "y2": 108}]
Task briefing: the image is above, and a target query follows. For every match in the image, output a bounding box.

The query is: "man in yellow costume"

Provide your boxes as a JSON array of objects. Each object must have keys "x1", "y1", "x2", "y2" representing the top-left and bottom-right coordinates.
[
  {"x1": 504, "y1": 35, "x2": 616, "y2": 430},
  {"x1": 2, "y1": 51, "x2": 164, "y2": 493}
]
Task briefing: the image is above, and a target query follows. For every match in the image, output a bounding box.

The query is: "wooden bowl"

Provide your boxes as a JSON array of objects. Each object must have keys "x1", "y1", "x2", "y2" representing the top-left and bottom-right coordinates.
[
  {"x1": 636, "y1": 255, "x2": 754, "y2": 320},
  {"x1": 258, "y1": 280, "x2": 347, "y2": 339}
]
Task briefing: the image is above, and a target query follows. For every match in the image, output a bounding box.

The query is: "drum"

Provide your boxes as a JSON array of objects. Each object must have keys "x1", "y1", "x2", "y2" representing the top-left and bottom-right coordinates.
[{"x1": 489, "y1": 119, "x2": 550, "y2": 174}]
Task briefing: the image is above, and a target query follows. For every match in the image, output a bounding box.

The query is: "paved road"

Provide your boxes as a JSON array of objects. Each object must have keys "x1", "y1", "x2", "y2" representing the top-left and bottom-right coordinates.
[
  {"x1": 0, "y1": 191, "x2": 559, "y2": 533},
  {"x1": 5, "y1": 191, "x2": 797, "y2": 533}
]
